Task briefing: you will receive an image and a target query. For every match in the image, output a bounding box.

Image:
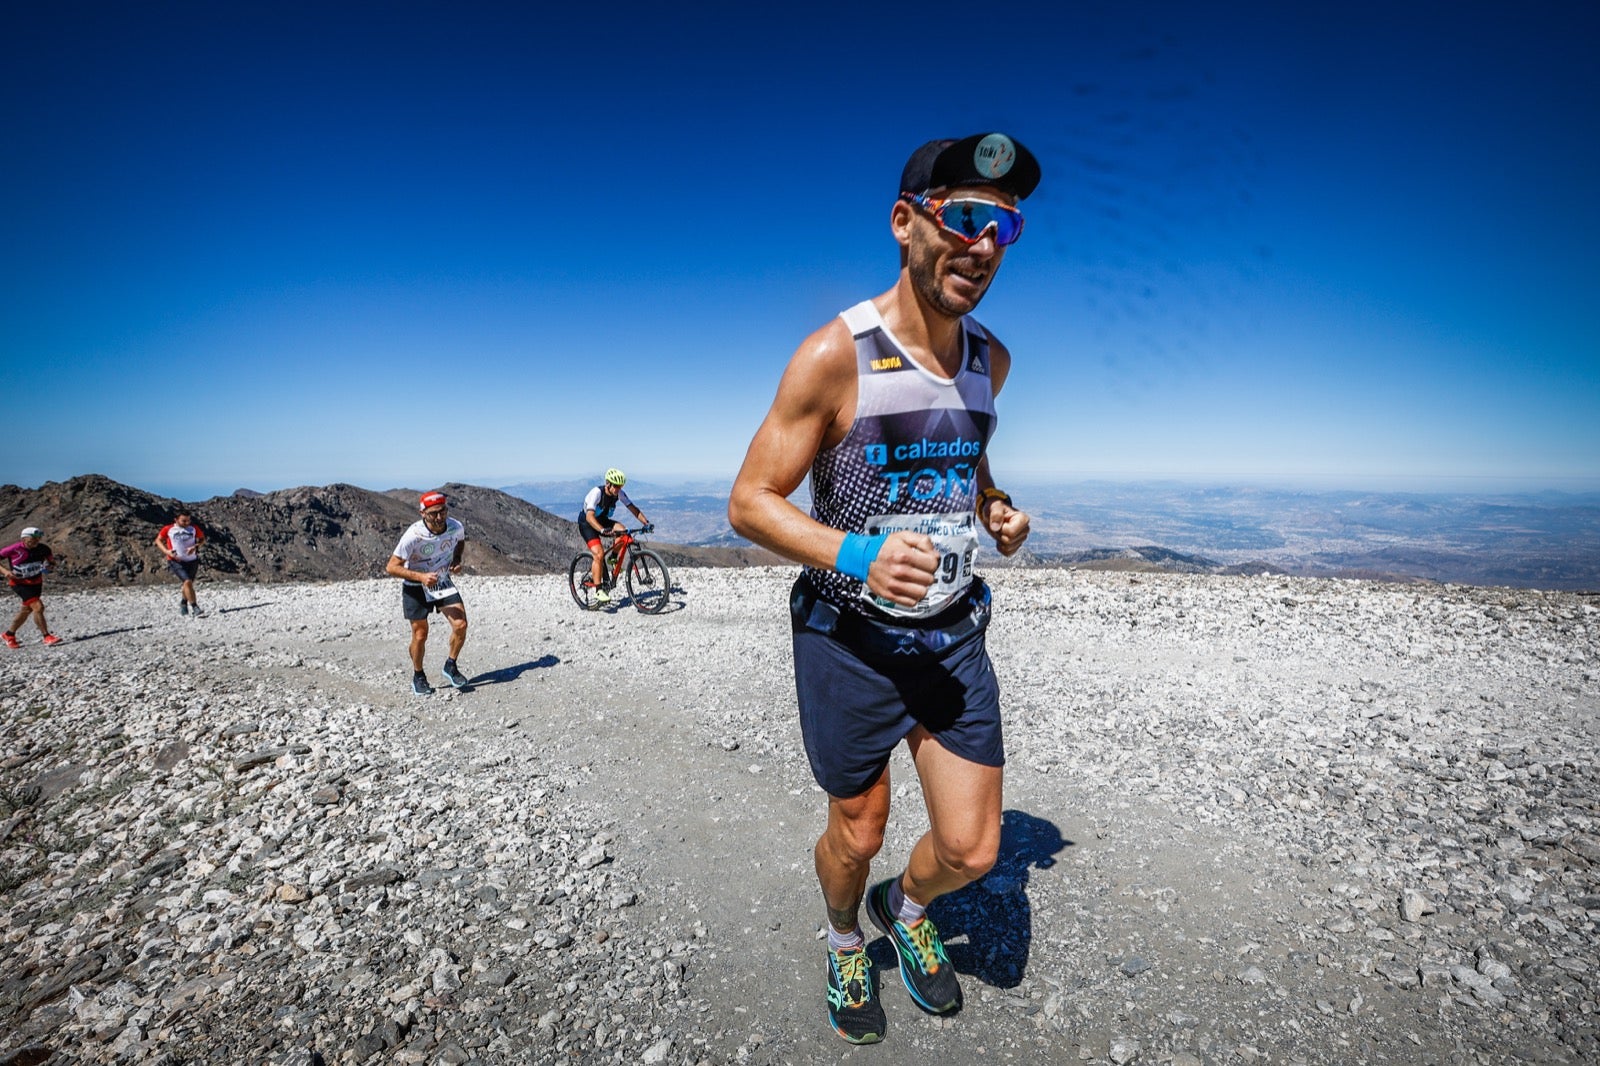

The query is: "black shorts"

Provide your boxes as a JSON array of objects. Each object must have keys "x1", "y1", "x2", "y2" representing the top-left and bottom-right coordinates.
[
  {"x1": 790, "y1": 575, "x2": 1003, "y2": 798},
  {"x1": 167, "y1": 559, "x2": 200, "y2": 582},
  {"x1": 576, "y1": 512, "x2": 614, "y2": 547},
  {"x1": 402, "y1": 581, "x2": 464, "y2": 621},
  {"x1": 9, "y1": 582, "x2": 43, "y2": 605}
]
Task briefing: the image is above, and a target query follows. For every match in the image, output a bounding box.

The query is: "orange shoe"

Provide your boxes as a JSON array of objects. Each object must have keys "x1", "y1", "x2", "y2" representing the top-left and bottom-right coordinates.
[
  {"x1": 41, "y1": 634, "x2": 63, "y2": 646},
  {"x1": 2, "y1": 632, "x2": 18, "y2": 649}
]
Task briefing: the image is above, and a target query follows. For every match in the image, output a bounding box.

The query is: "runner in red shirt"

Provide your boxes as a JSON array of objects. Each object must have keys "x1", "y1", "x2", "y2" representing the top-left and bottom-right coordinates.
[{"x1": 154, "y1": 512, "x2": 207, "y2": 616}]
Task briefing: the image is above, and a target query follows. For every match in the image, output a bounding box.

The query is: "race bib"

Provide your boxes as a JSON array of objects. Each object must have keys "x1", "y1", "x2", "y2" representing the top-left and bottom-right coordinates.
[
  {"x1": 424, "y1": 573, "x2": 459, "y2": 601},
  {"x1": 12, "y1": 561, "x2": 46, "y2": 579},
  {"x1": 859, "y1": 511, "x2": 978, "y2": 619}
]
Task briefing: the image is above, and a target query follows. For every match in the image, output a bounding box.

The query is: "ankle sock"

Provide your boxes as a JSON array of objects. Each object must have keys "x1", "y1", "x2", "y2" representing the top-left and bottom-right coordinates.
[
  {"x1": 888, "y1": 878, "x2": 926, "y2": 925},
  {"x1": 828, "y1": 925, "x2": 864, "y2": 953}
]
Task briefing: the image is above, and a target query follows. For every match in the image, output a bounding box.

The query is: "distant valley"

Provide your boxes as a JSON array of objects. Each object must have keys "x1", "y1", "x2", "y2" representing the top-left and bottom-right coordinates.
[{"x1": 502, "y1": 477, "x2": 1600, "y2": 591}]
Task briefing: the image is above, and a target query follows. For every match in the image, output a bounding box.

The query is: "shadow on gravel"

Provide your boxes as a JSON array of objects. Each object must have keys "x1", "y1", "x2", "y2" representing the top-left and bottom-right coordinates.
[
  {"x1": 469, "y1": 655, "x2": 560, "y2": 685},
  {"x1": 60, "y1": 623, "x2": 156, "y2": 643},
  {"x1": 215, "y1": 602, "x2": 275, "y2": 614},
  {"x1": 926, "y1": 809, "x2": 1071, "y2": 990}
]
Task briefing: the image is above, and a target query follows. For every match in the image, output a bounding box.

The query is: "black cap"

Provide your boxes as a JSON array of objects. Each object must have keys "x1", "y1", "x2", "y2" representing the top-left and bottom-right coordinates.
[{"x1": 899, "y1": 132, "x2": 1041, "y2": 201}]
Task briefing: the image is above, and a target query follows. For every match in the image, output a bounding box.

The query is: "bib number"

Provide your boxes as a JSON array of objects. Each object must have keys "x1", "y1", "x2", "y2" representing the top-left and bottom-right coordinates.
[
  {"x1": 859, "y1": 512, "x2": 977, "y2": 619},
  {"x1": 424, "y1": 573, "x2": 458, "y2": 601}
]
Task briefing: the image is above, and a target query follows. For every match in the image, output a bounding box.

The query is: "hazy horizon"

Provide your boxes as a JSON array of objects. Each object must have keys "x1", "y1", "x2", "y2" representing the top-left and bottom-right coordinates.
[{"x1": 18, "y1": 469, "x2": 1599, "y2": 505}]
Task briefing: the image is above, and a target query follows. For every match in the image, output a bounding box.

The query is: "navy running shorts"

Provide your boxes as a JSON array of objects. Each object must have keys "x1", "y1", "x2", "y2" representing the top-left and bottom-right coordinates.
[
  {"x1": 167, "y1": 558, "x2": 200, "y2": 582},
  {"x1": 402, "y1": 580, "x2": 463, "y2": 620},
  {"x1": 790, "y1": 576, "x2": 1003, "y2": 799}
]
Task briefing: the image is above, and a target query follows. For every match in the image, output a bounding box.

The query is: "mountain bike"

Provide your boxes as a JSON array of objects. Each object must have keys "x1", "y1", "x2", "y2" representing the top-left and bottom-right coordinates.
[{"x1": 568, "y1": 525, "x2": 671, "y2": 614}]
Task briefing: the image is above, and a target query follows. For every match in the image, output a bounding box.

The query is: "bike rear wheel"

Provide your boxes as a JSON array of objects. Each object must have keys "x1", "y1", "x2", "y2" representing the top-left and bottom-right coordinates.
[
  {"x1": 625, "y1": 549, "x2": 671, "y2": 614},
  {"x1": 568, "y1": 553, "x2": 602, "y2": 611}
]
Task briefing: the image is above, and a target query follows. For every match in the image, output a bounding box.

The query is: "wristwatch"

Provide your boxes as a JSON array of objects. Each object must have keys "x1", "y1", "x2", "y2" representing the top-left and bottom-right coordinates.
[{"x1": 977, "y1": 487, "x2": 1013, "y2": 520}]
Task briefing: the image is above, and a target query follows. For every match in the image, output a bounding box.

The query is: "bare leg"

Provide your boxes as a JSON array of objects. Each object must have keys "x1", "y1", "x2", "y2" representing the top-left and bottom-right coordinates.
[
  {"x1": 589, "y1": 543, "x2": 605, "y2": 587},
  {"x1": 442, "y1": 605, "x2": 467, "y2": 660},
  {"x1": 815, "y1": 766, "x2": 891, "y2": 932},
  {"x1": 408, "y1": 619, "x2": 429, "y2": 672},
  {"x1": 899, "y1": 726, "x2": 1003, "y2": 906},
  {"x1": 7, "y1": 606, "x2": 28, "y2": 635},
  {"x1": 28, "y1": 602, "x2": 49, "y2": 637}
]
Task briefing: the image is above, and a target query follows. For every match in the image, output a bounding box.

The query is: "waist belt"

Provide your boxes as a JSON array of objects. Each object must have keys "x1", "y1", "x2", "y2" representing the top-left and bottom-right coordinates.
[{"x1": 791, "y1": 575, "x2": 990, "y2": 659}]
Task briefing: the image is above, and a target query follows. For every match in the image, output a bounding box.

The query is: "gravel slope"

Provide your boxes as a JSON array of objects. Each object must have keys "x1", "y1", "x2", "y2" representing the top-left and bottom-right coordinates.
[{"x1": 1, "y1": 567, "x2": 1596, "y2": 1065}]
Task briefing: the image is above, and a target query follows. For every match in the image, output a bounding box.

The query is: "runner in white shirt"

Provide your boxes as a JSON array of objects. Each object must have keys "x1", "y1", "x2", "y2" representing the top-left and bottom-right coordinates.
[
  {"x1": 385, "y1": 491, "x2": 469, "y2": 696},
  {"x1": 154, "y1": 512, "x2": 207, "y2": 616}
]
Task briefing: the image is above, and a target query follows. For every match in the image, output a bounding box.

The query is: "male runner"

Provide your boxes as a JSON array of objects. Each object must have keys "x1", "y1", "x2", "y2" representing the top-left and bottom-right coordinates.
[
  {"x1": 2, "y1": 527, "x2": 63, "y2": 647},
  {"x1": 728, "y1": 133, "x2": 1037, "y2": 1044},
  {"x1": 154, "y1": 511, "x2": 206, "y2": 615},
  {"x1": 577, "y1": 468, "x2": 649, "y2": 605},
  {"x1": 385, "y1": 491, "x2": 469, "y2": 696}
]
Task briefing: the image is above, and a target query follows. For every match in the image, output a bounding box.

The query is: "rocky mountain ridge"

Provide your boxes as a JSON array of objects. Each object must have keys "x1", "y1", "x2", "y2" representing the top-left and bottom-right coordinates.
[{"x1": 0, "y1": 475, "x2": 779, "y2": 589}]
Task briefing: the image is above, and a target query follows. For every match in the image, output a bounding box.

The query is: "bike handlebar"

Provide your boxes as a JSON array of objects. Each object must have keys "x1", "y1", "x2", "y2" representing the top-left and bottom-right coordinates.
[{"x1": 602, "y1": 524, "x2": 654, "y2": 537}]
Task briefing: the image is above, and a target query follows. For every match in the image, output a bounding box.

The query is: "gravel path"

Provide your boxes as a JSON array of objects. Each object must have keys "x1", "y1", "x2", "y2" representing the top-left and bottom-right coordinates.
[{"x1": 1, "y1": 567, "x2": 1596, "y2": 1065}]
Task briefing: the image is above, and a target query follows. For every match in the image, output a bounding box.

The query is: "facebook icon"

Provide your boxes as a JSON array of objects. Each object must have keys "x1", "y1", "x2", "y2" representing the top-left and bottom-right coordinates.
[{"x1": 863, "y1": 444, "x2": 888, "y2": 465}]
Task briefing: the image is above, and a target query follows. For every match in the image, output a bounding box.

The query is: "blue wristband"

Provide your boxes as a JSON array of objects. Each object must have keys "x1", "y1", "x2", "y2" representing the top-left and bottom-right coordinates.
[{"x1": 834, "y1": 532, "x2": 888, "y2": 582}]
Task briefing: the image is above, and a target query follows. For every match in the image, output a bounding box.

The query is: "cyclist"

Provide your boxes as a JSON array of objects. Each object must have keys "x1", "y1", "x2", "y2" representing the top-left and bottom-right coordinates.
[
  {"x1": 728, "y1": 133, "x2": 1037, "y2": 1044},
  {"x1": 154, "y1": 511, "x2": 206, "y2": 616},
  {"x1": 385, "y1": 491, "x2": 469, "y2": 696},
  {"x1": 2, "y1": 527, "x2": 64, "y2": 647},
  {"x1": 578, "y1": 468, "x2": 650, "y2": 604}
]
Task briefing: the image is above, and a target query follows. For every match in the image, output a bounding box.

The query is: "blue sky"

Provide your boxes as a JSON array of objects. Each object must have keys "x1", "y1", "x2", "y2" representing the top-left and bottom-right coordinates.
[{"x1": 4, "y1": 2, "x2": 1596, "y2": 499}]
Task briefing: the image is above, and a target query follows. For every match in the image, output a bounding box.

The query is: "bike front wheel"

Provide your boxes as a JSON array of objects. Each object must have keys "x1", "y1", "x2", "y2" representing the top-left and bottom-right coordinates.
[
  {"x1": 625, "y1": 549, "x2": 671, "y2": 614},
  {"x1": 568, "y1": 553, "x2": 603, "y2": 611}
]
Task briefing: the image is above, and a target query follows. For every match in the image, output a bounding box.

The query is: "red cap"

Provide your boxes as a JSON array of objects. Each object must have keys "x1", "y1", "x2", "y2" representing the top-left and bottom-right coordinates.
[{"x1": 419, "y1": 491, "x2": 447, "y2": 511}]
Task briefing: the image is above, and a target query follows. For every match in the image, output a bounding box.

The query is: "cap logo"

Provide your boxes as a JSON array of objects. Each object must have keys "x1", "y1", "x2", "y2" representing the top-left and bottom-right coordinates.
[{"x1": 973, "y1": 134, "x2": 1017, "y2": 180}]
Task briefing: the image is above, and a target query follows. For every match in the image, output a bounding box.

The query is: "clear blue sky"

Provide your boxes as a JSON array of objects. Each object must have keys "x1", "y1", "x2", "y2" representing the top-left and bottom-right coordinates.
[{"x1": 5, "y1": 2, "x2": 1596, "y2": 499}]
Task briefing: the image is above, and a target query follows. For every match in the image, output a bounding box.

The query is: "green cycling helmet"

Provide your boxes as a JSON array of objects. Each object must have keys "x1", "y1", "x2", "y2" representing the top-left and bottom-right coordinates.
[{"x1": 604, "y1": 468, "x2": 626, "y2": 486}]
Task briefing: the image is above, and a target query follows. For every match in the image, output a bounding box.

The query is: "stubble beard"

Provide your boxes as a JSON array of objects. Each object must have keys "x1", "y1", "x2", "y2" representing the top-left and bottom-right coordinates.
[{"x1": 909, "y1": 240, "x2": 992, "y2": 319}]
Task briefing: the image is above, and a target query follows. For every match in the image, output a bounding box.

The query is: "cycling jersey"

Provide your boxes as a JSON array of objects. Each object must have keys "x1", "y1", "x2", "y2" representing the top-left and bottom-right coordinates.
[
  {"x1": 804, "y1": 300, "x2": 996, "y2": 620},
  {"x1": 581, "y1": 485, "x2": 634, "y2": 525}
]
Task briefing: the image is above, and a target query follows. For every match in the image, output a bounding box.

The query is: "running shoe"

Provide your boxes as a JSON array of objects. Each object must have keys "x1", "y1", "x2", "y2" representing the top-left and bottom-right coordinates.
[
  {"x1": 411, "y1": 674, "x2": 434, "y2": 697},
  {"x1": 180, "y1": 601, "x2": 189, "y2": 616},
  {"x1": 2, "y1": 632, "x2": 19, "y2": 649},
  {"x1": 866, "y1": 878, "x2": 962, "y2": 1013},
  {"x1": 595, "y1": 588, "x2": 612, "y2": 604},
  {"x1": 190, "y1": 605, "x2": 204, "y2": 617},
  {"x1": 41, "y1": 634, "x2": 63, "y2": 647},
  {"x1": 825, "y1": 945, "x2": 885, "y2": 1044},
  {"x1": 441, "y1": 661, "x2": 469, "y2": 689}
]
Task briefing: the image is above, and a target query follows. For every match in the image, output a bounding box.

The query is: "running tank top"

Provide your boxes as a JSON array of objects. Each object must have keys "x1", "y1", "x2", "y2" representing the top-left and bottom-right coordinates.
[{"x1": 803, "y1": 300, "x2": 996, "y2": 621}]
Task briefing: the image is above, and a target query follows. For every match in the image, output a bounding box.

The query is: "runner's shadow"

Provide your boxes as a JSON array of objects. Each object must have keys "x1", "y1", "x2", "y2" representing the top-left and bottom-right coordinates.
[
  {"x1": 216, "y1": 602, "x2": 274, "y2": 614},
  {"x1": 61, "y1": 623, "x2": 156, "y2": 643},
  {"x1": 468, "y1": 656, "x2": 559, "y2": 685},
  {"x1": 926, "y1": 808, "x2": 1072, "y2": 989}
]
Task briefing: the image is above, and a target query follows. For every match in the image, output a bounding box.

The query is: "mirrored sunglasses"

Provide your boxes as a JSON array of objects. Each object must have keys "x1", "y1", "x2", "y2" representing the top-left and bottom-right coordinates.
[{"x1": 902, "y1": 193, "x2": 1025, "y2": 246}]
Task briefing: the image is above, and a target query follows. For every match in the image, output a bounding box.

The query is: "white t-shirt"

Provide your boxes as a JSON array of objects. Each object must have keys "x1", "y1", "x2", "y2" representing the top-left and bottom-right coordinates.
[
  {"x1": 160, "y1": 523, "x2": 203, "y2": 562},
  {"x1": 392, "y1": 517, "x2": 466, "y2": 582}
]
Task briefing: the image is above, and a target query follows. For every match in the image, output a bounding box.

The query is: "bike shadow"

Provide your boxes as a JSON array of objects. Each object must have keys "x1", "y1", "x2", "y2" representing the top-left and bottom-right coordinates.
[
  {"x1": 915, "y1": 808, "x2": 1072, "y2": 990},
  {"x1": 468, "y1": 655, "x2": 559, "y2": 685}
]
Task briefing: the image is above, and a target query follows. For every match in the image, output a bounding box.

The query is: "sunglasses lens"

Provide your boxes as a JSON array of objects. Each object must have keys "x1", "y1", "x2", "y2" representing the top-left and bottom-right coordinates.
[{"x1": 938, "y1": 200, "x2": 1023, "y2": 245}]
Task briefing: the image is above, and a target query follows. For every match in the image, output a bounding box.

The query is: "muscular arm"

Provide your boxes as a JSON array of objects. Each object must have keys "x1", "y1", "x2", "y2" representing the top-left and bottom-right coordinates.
[
  {"x1": 729, "y1": 319, "x2": 940, "y2": 606},
  {"x1": 974, "y1": 331, "x2": 1030, "y2": 556}
]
